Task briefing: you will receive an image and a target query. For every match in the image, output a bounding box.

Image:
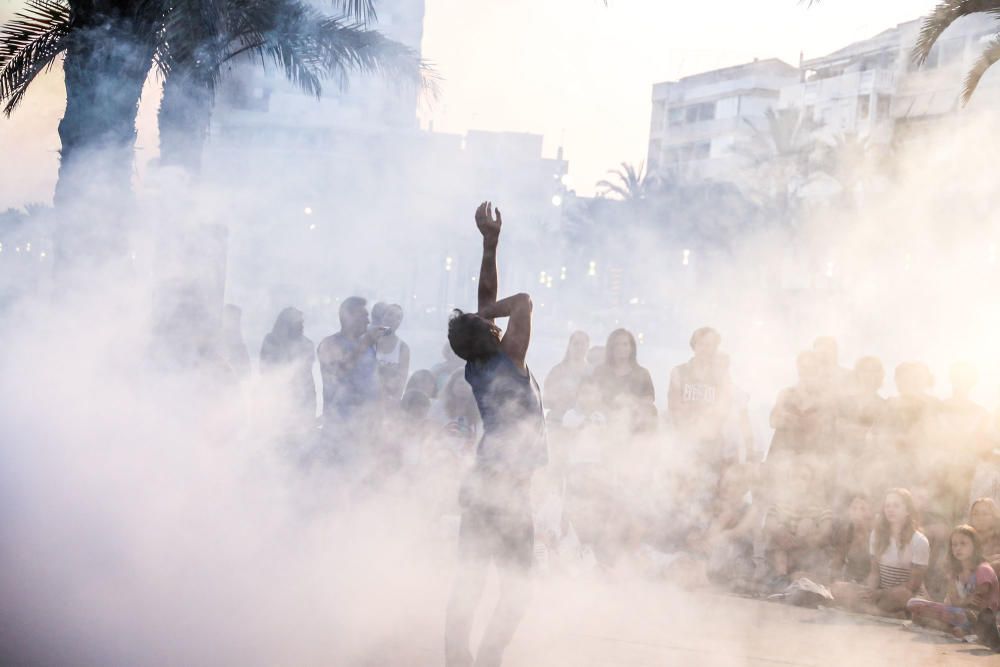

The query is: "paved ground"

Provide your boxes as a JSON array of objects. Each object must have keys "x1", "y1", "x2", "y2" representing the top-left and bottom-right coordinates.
[{"x1": 496, "y1": 579, "x2": 1000, "y2": 667}]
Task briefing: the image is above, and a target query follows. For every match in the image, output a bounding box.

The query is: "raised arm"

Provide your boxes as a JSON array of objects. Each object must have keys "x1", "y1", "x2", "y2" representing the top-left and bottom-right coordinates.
[
  {"x1": 475, "y1": 201, "x2": 501, "y2": 316},
  {"x1": 479, "y1": 292, "x2": 532, "y2": 371}
]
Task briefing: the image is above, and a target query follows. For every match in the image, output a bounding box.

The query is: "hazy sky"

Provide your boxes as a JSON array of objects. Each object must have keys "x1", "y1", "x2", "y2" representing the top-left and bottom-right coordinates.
[
  {"x1": 419, "y1": 0, "x2": 938, "y2": 193},
  {"x1": 0, "y1": 0, "x2": 940, "y2": 205}
]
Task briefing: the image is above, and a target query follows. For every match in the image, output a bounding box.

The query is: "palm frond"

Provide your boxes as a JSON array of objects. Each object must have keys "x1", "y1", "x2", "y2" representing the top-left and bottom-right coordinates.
[
  {"x1": 0, "y1": 0, "x2": 71, "y2": 115},
  {"x1": 963, "y1": 34, "x2": 1000, "y2": 101},
  {"x1": 913, "y1": 0, "x2": 1000, "y2": 65},
  {"x1": 331, "y1": 0, "x2": 377, "y2": 25},
  {"x1": 157, "y1": 0, "x2": 230, "y2": 82},
  {"x1": 311, "y1": 17, "x2": 428, "y2": 90},
  {"x1": 594, "y1": 180, "x2": 631, "y2": 200}
]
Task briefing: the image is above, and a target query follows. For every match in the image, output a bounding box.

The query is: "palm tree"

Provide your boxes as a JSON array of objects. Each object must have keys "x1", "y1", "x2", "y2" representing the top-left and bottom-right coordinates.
[
  {"x1": 0, "y1": 0, "x2": 427, "y2": 202},
  {"x1": 156, "y1": 0, "x2": 431, "y2": 172},
  {"x1": 1, "y1": 0, "x2": 162, "y2": 206},
  {"x1": 595, "y1": 161, "x2": 656, "y2": 201},
  {"x1": 914, "y1": 1, "x2": 1000, "y2": 103},
  {"x1": 733, "y1": 107, "x2": 822, "y2": 225}
]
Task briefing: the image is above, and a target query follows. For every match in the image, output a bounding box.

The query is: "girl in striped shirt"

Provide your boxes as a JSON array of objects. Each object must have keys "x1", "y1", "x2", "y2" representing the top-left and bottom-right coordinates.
[{"x1": 832, "y1": 488, "x2": 930, "y2": 616}]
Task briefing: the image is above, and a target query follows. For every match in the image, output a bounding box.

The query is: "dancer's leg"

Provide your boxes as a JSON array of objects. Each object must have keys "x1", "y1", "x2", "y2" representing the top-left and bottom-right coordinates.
[{"x1": 445, "y1": 560, "x2": 489, "y2": 667}]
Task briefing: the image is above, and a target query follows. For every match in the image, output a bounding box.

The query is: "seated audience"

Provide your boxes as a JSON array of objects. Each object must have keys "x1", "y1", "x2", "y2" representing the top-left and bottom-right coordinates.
[
  {"x1": 832, "y1": 488, "x2": 929, "y2": 617},
  {"x1": 908, "y1": 525, "x2": 1000, "y2": 640}
]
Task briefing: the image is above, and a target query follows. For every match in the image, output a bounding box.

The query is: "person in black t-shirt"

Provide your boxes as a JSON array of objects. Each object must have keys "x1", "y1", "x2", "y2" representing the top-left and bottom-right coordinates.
[{"x1": 444, "y1": 201, "x2": 546, "y2": 667}]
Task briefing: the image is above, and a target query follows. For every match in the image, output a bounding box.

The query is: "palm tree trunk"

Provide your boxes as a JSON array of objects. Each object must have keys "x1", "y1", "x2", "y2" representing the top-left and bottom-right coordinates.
[
  {"x1": 157, "y1": 67, "x2": 214, "y2": 174},
  {"x1": 54, "y1": 5, "x2": 154, "y2": 207},
  {"x1": 51, "y1": 3, "x2": 155, "y2": 269}
]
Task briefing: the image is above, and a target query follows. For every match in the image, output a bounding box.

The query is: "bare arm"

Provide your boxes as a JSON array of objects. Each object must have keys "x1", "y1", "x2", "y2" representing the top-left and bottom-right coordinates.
[
  {"x1": 475, "y1": 201, "x2": 501, "y2": 316},
  {"x1": 398, "y1": 342, "x2": 411, "y2": 388},
  {"x1": 479, "y1": 293, "x2": 532, "y2": 370},
  {"x1": 907, "y1": 565, "x2": 927, "y2": 595},
  {"x1": 667, "y1": 367, "x2": 683, "y2": 424}
]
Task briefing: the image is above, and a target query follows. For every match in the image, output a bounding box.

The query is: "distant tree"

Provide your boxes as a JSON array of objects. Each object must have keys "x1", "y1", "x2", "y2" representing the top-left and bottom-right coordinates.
[
  {"x1": 914, "y1": 0, "x2": 1000, "y2": 103},
  {"x1": 732, "y1": 107, "x2": 823, "y2": 226},
  {"x1": 595, "y1": 161, "x2": 657, "y2": 202}
]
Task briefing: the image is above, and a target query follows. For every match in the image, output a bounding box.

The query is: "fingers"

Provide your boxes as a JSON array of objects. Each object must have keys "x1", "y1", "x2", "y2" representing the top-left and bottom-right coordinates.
[
  {"x1": 495, "y1": 207, "x2": 502, "y2": 226},
  {"x1": 487, "y1": 202, "x2": 493, "y2": 221}
]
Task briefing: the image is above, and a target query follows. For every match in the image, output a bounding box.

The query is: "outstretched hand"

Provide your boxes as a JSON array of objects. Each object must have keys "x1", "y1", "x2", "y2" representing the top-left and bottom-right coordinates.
[{"x1": 475, "y1": 201, "x2": 502, "y2": 242}]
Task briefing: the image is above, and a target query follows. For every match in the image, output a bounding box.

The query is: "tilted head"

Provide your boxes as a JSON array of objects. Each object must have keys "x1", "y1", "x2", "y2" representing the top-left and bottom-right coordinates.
[{"x1": 448, "y1": 310, "x2": 501, "y2": 362}]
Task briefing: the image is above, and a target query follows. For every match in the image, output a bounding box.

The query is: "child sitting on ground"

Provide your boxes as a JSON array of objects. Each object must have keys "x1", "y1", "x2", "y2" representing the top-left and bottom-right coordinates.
[
  {"x1": 907, "y1": 525, "x2": 1000, "y2": 642},
  {"x1": 755, "y1": 462, "x2": 833, "y2": 590},
  {"x1": 970, "y1": 497, "x2": 1000, "y2": 572},
  {"x1": 832, "y1": 488, "x2": 929, "y2": 617},
  {"x1": 702, "y1": 464, "x2": 757, "y2": 585},
  {"x1": 829, "y1": 492, "x2": 873, "y2": 585}
]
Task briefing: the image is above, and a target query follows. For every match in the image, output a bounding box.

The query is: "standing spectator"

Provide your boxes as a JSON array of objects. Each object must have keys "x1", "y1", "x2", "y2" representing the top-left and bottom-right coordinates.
[
  {"x1": 373, "y1": 303, "x2": 411, "y2": 403},
  {"x1": 544, "y1": 331, "x2": 590, "y2": 423},
  {"x1": 881, "y1": 362, "x2": 939, "y2": 487},
  {"x1": 812, "y1": 336, "x2": 851, "y2": 399},
  {"x1": 668, "y1": 327, "x2": 729, "y2": 467},
  {"x1": 317, "y1": 297, "x2": 385, "y2": 427},
  {"x1": 432, "y1": 342, "x2": 464, "y2": 395},
  {"x1": 404, "y1": 369, "x2": 438, "y2": 401},
  {"x1": 432, "y1": 369, "x2": 482, "y2": 457},
  {"x1": 834, "y1": 356, "x2": 886, "y2": 501},
  {"x1": 260, "y1": 307, "x2": 317, "y2": 425},
  {"x1": 592, "y1": 328, "x2": 654, "y2": 427},
  {"x1": 222, "y1": 304, "x2": 251, "y2": 381},
  {"x1": 586, "y1": 345, "x2": 606, "y2": 370},
  {"x1": 767, "y1": 351, "x2": 835, "y2": 471},
  {"x1": 715, "y1": 354, "x2": 757, "y2": 464}
]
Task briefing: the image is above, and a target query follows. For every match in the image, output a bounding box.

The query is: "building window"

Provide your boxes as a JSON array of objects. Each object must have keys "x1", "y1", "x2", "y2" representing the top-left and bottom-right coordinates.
[
  {"x1": 674, "y1": 102, "x2": 717, "y2": 125},
  {"x1": 691, "y1": 141, "x2": 711, "y2": 160},
  {"x1": 875, "y1": 94, "x2": 891, "y2": 121},
  {"x1": 651, "y1": 101, "x2": 666, "y2": 131},
  {"x1": 857, "y1": 95, "x2": 871, "y2": 120}
]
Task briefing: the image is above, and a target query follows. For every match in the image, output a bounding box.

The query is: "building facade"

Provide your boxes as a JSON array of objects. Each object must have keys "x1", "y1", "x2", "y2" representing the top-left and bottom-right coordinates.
[
  {"x1": 647, "y1": 59, "x2": 800, "y2": 180},
  {"x1": 647, "y1": 14, "x2": 1000, "y2": 183},
  {"x1": 779, "y1": 13, "x2": 1000, "y2": 144}
]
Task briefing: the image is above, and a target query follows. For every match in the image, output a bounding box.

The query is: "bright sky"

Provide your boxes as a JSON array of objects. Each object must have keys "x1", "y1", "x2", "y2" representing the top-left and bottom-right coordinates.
[
  {"x1": 419, "y1": 0, "x2": 938, "y2": 193},
  {"x1": 0, "y1": 0, "x2": 939, "y2": 206}
]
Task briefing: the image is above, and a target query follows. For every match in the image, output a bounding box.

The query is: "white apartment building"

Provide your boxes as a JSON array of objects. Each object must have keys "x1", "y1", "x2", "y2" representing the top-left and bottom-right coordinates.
[
  {"x1": 647, "y1": 14, "x2": 1000, "y2": 184},
  {"x1": 779, "y1": 13, "x2": 1000, "y2": 144},
  {"x1": 647, "y1": 59, "x2": 801, "y2": 179}
]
